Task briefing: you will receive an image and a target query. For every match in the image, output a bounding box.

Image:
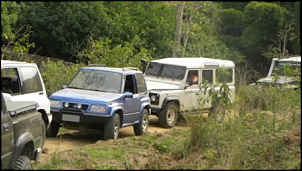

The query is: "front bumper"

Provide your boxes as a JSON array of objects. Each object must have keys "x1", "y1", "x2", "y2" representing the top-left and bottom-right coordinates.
[{"x1": 51, "y1": 108, "x2": 111, "y2": 125}]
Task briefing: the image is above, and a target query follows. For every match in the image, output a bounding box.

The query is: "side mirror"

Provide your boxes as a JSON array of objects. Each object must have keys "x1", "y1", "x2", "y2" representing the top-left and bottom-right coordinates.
[
  {"x1": 141, "y1": 59, "x2": 148, "y2": 73},
  {"x1": 124, "y1": 92, "x2": 133, "y2": 99}
]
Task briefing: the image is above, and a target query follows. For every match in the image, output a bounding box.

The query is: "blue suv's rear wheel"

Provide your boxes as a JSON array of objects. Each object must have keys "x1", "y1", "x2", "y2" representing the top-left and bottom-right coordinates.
[{"x1": 134, "y1": 109, "x2": 149, "y2": 135}]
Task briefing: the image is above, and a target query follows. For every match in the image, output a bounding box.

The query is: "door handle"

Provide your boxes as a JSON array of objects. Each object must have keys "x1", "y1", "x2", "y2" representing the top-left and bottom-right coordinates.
[{"x1": 3, "y1": 123, "x2": 9, "y2": 132}]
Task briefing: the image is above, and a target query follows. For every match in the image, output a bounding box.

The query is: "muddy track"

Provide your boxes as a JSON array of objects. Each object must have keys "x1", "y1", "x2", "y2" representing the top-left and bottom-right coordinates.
[{"x1": 40, "y1": 115, "x2": 188, "y2": 163}]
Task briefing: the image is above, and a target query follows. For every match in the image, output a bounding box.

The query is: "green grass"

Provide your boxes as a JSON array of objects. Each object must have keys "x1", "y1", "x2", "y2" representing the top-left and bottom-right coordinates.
[{"x1": 34, "y1": 85, "x2": 301, "y2": 170}]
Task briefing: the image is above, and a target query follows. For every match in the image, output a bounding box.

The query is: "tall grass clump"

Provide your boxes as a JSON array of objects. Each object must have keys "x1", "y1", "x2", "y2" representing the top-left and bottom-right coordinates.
[{"x1": 187, "y1": 83, "x2": 301, "y2": 169}]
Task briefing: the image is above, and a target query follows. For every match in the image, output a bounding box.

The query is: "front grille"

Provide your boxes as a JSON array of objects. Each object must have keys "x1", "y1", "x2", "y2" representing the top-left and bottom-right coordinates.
[
  {"x1": 63, "y1": 102, "x2": 89, "y2": 110},
  {"x1": 60, "y1": 108, "x2": 85, "y2": 115}
]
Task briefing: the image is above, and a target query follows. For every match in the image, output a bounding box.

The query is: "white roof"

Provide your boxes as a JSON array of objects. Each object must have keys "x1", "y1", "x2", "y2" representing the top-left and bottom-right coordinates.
[
  {"x1": 150, "y1": 57, "x2": 235, "y2": 68},
  {"x1": 1, "y1": 60, "x2": 37, "y2": 67},
  {"x1": 278, "y1": 56, "x2": 301, "y2": 62}
]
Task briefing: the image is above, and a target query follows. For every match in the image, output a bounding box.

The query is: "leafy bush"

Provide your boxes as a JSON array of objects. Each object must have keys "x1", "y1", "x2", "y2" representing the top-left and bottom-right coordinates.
[{"x1": 40, "y1": 58, "x2": 85, "y2": 96}]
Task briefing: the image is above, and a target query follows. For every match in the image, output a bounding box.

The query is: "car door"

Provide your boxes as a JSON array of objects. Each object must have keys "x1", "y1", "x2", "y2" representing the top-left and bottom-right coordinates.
[
  {"x1": 1, "y1": 96, "x2": 14, "y2": 169},
  {"x1": 184, "y1": 69, "x2": 200, "y2": 110},
  {"x1": 123, "y1": 74, "x2": 140, "y2": 124}
]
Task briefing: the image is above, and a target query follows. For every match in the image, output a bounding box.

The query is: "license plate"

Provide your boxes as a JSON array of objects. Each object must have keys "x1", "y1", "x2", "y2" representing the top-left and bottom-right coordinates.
[{"x1": 62, "y1": 114, "x2": 80, "y2": 122}]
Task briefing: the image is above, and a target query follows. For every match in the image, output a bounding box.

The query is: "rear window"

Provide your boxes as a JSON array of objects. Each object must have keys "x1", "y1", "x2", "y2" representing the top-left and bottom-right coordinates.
[
  {"x1": 135, "y1": 73, "x2": 147, "y2": 93},
  {"x1": 216, "y1": 68, "x2": 233, "y2": 83},
  {"x1": 19, "y1": 66, "x2": 43, "y2": 93}
]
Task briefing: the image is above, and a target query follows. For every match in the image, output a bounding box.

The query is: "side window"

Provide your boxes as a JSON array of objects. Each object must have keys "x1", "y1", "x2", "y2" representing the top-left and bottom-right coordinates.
[
  {"x1": 19, "y1": 67, "x2": 43, "y2": 94},
  {"x1": 124, "y1": 75, "x2": 137, "y2": 94},
  {"x1": 135, "y1": 73, "x2": 147, "y2": 93},
  {"x1": 186, "y1": 70, "x2": 199, "y2": 84},
  {"x1": 216, "y1": 68, "x2": 233, "y2": 83},
  {"x1": 1, "y1": 68, "x2": 21, "y2": 95},
  {"x1": 202, "y1": 70, "x2": 213, "y2": 83}
]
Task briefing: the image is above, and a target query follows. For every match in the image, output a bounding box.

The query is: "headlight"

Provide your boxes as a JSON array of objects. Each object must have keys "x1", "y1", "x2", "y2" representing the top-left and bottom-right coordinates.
[
  {"x1": 149, "y1": 93, "x2": 159, "y2": 105},
  {"x1": 90, "y1": 105, "x2": 106, "y2": 113},
  {"x1": 50, "y1": 100, "x2": 61, "y2": 108},
  {"x1": 150, "y1": 95, "x2": 157, "y2": 102}
]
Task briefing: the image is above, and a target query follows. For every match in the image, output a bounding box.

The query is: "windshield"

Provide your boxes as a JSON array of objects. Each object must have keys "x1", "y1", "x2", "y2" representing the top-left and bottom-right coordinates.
[
  {"x1": 274, "y1": 61, "x2": 301, "y2": 76},
  {"x1": 68, "y1": 69, "x2": 122, "y2": 93},
  {"x1": 144, "y1": 62, "x2": 186, "y2": 80}
]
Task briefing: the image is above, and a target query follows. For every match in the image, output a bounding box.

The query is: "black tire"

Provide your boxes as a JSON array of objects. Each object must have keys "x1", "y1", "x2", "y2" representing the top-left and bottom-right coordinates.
[
  {"x1": 213, "y1": 107, "x2": 226, "y2": 123},
  {"x1": 104, "y1": 113, "x2": 120, "y2": 140},
  {"x1": 134, "y1": 109, "x2": 149, "y2": 136},
  {"x1": 158, "y1": 102, "x2": 178, "y2": 128},
  {"x1": 12, "y1": 155, "x2": 32, "y2": 170},
  {"x1": 46, "y1": 120, "x2": 60, "y2": 137},
  {"x1": 208, "y1": 98, "x2": 226, "y2": 123},
  {"x1": 40, "y1": 112, "x2": 49, "y2": 134}
]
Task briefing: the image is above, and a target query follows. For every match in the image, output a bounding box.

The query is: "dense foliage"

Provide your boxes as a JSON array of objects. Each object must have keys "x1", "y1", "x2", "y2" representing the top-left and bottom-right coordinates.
[
  {"x1": 1, "y1": 1, "x2": 300, "y2": 80},
  {"x1": 1, "y1": 2, "x2": 300, "y2": 169}
]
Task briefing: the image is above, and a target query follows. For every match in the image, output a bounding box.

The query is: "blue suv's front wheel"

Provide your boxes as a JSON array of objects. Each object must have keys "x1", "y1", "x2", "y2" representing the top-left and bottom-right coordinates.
[{"x1": 104, "y1": 113, "x2": 120, "y2": 140}]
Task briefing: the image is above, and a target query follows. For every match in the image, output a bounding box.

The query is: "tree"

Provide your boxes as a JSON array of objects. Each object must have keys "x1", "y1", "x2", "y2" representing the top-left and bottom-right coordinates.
[
  {"x1": 17, "y1": 2, "x2": 108, "y2": 62},
  {"x1": 262, "y1": 20, "x2": 297, "y2": 59},
  {"x1": 1, "y1": 1, "x2": 34, "y2": 61},
  {"x1": 1, "y1": 1, "x2": 19, "y2": 42},
  {"x1": 172, "y1": 1, "x2": 184, "y2": 57},
  {"x1": 241, "y1": 2, "x2": 285, "y2": 71}
]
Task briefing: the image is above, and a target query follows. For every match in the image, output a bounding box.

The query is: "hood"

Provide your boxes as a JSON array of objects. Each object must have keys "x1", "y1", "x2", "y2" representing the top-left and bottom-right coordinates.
[
  {"x1": 256, "y1": 76, "x2": 297, "y2": 84},
  {"x1": 145, "y1": 80, "x2": 181, "y2": 91},
  {"x1": 49, "y1": 88, "x2": 121, "y2": 103}
]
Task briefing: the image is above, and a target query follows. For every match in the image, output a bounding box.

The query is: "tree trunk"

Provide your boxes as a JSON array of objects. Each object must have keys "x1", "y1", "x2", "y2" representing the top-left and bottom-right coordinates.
[{"x1": 172, "y1": 1, "x2": 184, "y2": 57}]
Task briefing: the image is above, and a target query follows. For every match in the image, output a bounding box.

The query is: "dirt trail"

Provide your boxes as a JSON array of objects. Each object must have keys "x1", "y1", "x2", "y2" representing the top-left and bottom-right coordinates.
[{"x1": 40, "y1": 115, "x2": 188, "y2": 163}]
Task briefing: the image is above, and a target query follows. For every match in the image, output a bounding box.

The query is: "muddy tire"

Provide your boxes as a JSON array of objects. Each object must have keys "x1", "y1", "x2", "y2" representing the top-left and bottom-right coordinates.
[
  {"x1": 158, "y1": 102, "x2": 178, "y2": 128},
  {"x1": 46, "y1": 120, "x2": 60, "y2": 137},
  {"x1": 12, "y1": 155, "x2": 32, "y2": 170},
  {"x1": 104, "y1": 113, "x2": 120, "y2": 140},
  {"x1": 134, "y1": 109, "x2": 149, "y2": 135}
]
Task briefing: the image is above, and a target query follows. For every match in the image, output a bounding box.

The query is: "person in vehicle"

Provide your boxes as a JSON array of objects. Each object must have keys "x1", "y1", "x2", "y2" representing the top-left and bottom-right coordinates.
[{"x1": 187, "y1": 70, "x2": 198, "y2": 84}]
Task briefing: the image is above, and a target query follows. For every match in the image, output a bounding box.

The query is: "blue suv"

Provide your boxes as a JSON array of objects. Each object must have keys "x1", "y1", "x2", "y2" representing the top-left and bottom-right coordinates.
[{"x1": 48, "y1": 65, "x2": 151, "y2": 140}]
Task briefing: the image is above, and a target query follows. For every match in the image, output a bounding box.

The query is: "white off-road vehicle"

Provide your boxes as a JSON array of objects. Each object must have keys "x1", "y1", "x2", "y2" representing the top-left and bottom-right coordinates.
[
  {"x1": 1, "y1": 60, "x2": 52, "y2": 136},
  {"x1": 142, "y1": 57, "x2": 236, "y2": 128},
  {"x1": 252, "y1": 56, "x2": 301, "y2": 90}
]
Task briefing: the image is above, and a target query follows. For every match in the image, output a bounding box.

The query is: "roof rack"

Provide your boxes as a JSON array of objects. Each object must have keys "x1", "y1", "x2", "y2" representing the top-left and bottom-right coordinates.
[
  {"x1": 88, "y1": 64, "x2": 106, "y2": 67},
  {"x1": 123, "y1": 67, "x2": 139, "y2": 71}
]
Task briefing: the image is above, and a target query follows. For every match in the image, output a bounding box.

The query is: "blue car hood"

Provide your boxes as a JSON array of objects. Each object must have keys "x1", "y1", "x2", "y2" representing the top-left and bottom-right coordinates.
[{"x1": 49, "y1": 88, "x2": 122, "y2": 103}]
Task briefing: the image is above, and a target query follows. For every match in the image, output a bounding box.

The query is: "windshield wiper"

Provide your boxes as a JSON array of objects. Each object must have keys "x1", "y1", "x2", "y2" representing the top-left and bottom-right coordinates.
[
  {"x1": 68, "y1": 86, "x2": 81, "y2": 89},
  {"x1": 89, "y1": 89, "x2": 105, "y2": 92}
]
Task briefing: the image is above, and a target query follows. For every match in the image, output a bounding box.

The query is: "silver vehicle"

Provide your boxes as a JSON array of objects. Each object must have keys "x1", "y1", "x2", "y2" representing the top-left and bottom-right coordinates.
[
  {"x1": 1, "y1": 92, "x2": 45, "y2": 170},
  {"x1": 252, "y1": 56, "x2": 301, "y2": 90}
]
